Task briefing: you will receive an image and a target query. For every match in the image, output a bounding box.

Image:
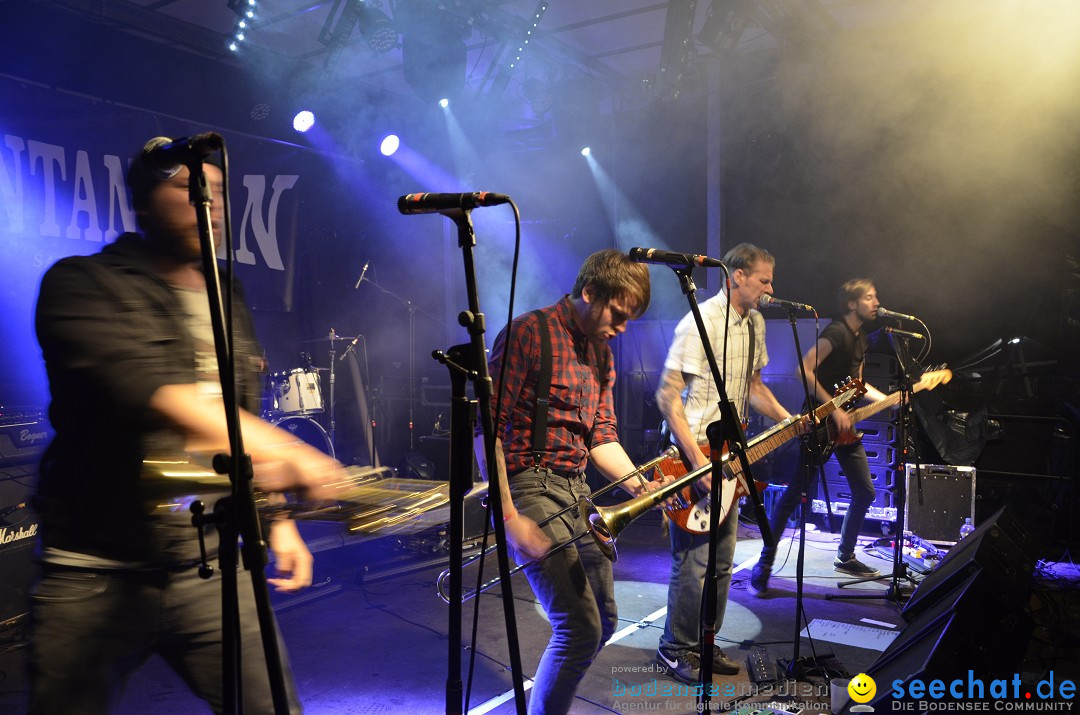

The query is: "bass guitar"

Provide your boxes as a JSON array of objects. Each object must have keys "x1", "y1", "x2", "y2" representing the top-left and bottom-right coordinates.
[
  {"x1": 810, "y1": 367, "x2": 953, "y2": 464},
  {"x1": 657, "y1": 379, "x2": 866, "y2": 533}
]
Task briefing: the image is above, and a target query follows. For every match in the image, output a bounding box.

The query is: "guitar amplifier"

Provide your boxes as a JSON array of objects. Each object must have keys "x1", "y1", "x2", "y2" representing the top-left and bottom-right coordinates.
[
  {"x1": 904, "y1": 464, "x2": 976, "y2": 545},
  {"x1": 0, "y1": 410, "x2": 52, "y2": 465}
]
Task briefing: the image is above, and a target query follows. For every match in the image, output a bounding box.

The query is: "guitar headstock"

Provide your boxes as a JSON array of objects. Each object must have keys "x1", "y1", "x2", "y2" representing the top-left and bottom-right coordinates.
[
  {"x1": 916, "y1": 364, "x2": 953, "y2": 392},
  {"x1": 833, "y1": 377, "x2": 867, "y2": 409}
]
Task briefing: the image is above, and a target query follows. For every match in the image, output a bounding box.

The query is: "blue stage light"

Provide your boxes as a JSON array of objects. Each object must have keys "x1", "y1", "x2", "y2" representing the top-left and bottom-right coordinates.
[
  {"x1": 380, "y1": 134, "x2": 400, "y2": 156},
  {"x1": 292, "y1": 111, "x2": 316, "y2": 133}
]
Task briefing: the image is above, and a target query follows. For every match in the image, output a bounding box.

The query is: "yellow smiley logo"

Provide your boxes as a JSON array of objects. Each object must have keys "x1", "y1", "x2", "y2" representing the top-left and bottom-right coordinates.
[{"x1": 848, "y1": 673, "x2": 877, "y2": 704}]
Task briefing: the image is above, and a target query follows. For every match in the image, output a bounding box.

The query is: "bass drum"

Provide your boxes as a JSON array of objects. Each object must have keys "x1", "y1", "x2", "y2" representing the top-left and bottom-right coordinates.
[{"x1": 271, "y1": 416, "x2": 335, "y2": 460}]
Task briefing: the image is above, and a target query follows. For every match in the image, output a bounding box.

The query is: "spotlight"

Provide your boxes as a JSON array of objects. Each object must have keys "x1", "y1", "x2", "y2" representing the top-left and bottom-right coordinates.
[
  {"x1": 292, "y1": 111, "x2": 316, "y2": 133},
  {"x1": 580, "y1": 146, "x2": 591, "y2": 157},
  {"x1": 439, "y1": 98, "x2": 450, "y2": 109},
  {"x1": 380, "y1": 134, "x2": 400, "y2": 156},
  {"x1": 356, "y1": 3, "x2": 397, "y2": 54}
]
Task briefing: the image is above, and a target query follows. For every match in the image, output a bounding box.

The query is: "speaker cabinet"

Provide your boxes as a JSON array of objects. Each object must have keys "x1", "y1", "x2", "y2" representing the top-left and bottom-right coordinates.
[
  {"x1": 0, "y1": 464, "x2": 40, "y2": 629},
  {"x1": 903, "y1": 464, "x2": 976, "y2": 545}
]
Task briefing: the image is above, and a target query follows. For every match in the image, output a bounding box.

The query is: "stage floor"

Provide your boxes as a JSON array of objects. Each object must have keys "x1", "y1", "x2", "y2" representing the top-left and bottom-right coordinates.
[{"x1": 0, "y1": 509, "x2": 1074, "y2": 714}]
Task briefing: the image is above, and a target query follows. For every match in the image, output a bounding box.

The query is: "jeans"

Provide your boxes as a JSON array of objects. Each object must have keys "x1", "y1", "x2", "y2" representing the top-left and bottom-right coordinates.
[
  {"x1": 658, "y1": 506, "x2": 739, "y2": 658},
  {"x1": 509, "y1": 468, "x2": 618, "y2": 715},
  {"x1": 29, "y1": 562, "x2": 302, "y2": 715},
  {"x1": 760, "y1": 442, "x2": 875, "y2": 565}
]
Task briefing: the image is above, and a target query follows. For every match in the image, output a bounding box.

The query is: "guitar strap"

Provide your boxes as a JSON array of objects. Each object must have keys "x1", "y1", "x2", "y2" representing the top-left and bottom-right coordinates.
[
  {"x1": 530, "y1": 310, "x2": 552, "y2": 467},
  {"x1": 743, "y1": 315, "x2": 755, "y2": 420}
]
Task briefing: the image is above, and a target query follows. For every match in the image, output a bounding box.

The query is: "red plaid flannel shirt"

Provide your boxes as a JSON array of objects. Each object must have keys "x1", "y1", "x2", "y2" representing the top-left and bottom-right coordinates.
[{"x1": 488, "y1": 296, "x2": 619, "y2": 475}]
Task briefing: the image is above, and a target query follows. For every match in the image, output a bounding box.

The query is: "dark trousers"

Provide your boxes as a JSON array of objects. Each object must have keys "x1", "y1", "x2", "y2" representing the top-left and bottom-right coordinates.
[
  {"x1": 760, "y1": 442, "x2": 876, "y2": 564},
  {"x1": 29, "y1": 563, "x2": 302, "y2": 715},
  {"x1": 509, "y1": 468, "x2": 618, "y2": 715}
]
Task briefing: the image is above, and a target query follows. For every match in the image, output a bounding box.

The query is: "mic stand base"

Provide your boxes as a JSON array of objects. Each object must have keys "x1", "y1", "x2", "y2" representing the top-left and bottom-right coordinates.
[{"x1": 776, "y1": 653, "x2": 841, "y2": 681}]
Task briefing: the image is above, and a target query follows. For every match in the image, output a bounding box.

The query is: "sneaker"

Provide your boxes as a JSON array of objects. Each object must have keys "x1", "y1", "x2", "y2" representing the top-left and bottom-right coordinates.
[
  {"x1": 747, "y1": 562, "x2": 771, "y2": 597},
  {"x1": 834, "y1": 556, "x2": 881, "y2": 578},
  {"x1": 656, "y1": 649, "x2": 700, "y2": 685},
  {"x1": 711, "y1": 647, "x2": 740, "y2": 675}
]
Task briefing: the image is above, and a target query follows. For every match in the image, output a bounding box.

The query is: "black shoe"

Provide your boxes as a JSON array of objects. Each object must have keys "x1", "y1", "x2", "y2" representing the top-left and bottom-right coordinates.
[
  {"x1": 656, "y1": 649, "x2": 700, "y2": 685},
  {"x1": 748, "y1": 562, "x2": 771, "y2": 597},
  {"x1": 711, "y1": 647, "x2": 740, "y2": 675},
  {"x1": 834, "y1": 556, "x2": 881, "y2": 578}
]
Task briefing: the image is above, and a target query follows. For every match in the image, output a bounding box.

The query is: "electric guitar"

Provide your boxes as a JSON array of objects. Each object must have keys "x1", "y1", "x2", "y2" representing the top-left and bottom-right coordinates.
[
  {"x1": 657, "y1": 379, "x2": 866, "y2": 533},
  {"x1": 810, "y1": 367, "x2": 953, "y2": 464}
]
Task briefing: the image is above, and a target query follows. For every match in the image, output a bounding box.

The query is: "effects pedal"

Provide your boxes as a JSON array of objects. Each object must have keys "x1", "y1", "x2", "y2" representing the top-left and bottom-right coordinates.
[{"x1": 746, "y1": 649, "x2": 776, "y2": 684}]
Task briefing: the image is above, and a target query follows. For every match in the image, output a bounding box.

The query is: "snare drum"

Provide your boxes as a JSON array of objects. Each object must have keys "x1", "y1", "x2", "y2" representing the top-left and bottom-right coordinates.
[
  {"x1": 270, "y1": 368, "x2": 323, "y2": 416},
  {"x1": 272, "y1": 416, "x2": 335, "y2": 460}
]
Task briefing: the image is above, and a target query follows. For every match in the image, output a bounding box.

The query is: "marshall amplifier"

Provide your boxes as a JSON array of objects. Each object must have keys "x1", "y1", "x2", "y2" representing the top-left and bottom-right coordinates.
[{"x1": 0, "y1": 462, "x2": 40, "y2": 631}]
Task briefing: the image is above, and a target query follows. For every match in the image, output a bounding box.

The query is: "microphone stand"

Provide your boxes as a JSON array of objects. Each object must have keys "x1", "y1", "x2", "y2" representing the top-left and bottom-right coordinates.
[
  {"x1": 431, "y1": 209, "x2": 526, "y2": 715},
  {"x1": 185, "y1": 157, "x2": 290, "y2": 713},
  {"x1": 669, "y1": 267, "x2": 773, "y2": 711},
  {"x1": 433, "y1": 345, "x2": 475, "y2": 715},
  {"x1": 777, "y1": 307, "x2": 836, "y2": 679},
  {"x1": 365, "y1": 278, "x2": 436, "y2": 454}
]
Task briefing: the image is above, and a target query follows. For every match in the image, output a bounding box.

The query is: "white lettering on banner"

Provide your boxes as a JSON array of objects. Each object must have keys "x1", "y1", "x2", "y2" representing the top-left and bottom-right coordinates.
[
  {"x1": 104, "y1": 153, "x2": 133, "y2": 237},
  {"x1": 233, "y1": 173, "x2": 297, "y2": 270},
  {"x1": 0, "y1": 135, "x2": 27, "y2": 232},
  {"x1": 1, "y1": 133, "x2": 294, "y2": 271},
  {"x1": 69, "y1": 149, "x2": 103, "y2": 242},
  {"x1": 28, "y1": 139, "x2": 67, "y2": 237}
]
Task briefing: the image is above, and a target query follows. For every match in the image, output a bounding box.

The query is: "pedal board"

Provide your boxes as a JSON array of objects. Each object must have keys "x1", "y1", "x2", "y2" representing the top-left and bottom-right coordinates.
[{"x1": 746, "y1": 650, "x2": 776, "y2": 684}]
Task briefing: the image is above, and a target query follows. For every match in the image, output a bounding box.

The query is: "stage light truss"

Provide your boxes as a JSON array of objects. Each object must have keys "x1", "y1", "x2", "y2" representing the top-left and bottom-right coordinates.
[
  {"x1": 226, "y1": 0, "x2": 258, "y2": 52},
  {"x1": 319, "y1": 0, "x2": 398, "y2": 69},
  {"x1": 658, "y1": 0, "x2": 698, "y2": 99}
]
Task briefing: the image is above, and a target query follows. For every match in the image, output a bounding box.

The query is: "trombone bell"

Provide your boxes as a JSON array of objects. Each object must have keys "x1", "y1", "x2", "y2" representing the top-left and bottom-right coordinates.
[{"x1": 578, "y1": 458, "x2": 714, "y2": 563}]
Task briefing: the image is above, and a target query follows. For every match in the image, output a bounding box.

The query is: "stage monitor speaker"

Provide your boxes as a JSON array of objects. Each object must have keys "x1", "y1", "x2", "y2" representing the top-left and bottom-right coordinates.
[
  {"x1": 853, "y1": 570, "x2": 1032, "y2": 713},
  {"x1": 900, "y1": 505, "x2": 1035, "y2": 624}
]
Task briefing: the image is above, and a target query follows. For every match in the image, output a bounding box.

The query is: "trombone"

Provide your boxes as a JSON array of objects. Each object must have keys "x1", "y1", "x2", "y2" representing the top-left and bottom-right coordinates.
[
  {"x1": 580, "y1": 458, "x2": 719, "y2": 562},
  {"x1": 436, "y1": 446, "x2": 679, "y2": 604}
]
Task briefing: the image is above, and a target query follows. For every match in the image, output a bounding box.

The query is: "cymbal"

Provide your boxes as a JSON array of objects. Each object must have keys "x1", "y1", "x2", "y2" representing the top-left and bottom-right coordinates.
[{"x1": 302, "y1": 335, "x2": 358, "y2": 343}]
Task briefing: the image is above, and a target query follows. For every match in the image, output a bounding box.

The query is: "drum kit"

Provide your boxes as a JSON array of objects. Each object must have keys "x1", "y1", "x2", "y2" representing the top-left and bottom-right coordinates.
[{"x1": 263, "y1": 329, "x2": 364, "y2": 463}]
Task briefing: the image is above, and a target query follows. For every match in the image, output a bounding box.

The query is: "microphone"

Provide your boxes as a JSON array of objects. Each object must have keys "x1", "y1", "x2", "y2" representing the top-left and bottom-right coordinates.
[
  {"x1": 885, "y1": 326, "x2": 925, "y2": 340},
  {"x1": 758, "y1": 295, "x2": 814, "y2": 312},
  {"x1": 339, "y1": 336, "x2": 362, "y2": 362},
  {"x1": 397, "y1": 192, "x2": 511, "y2": 215},
  {"x1": 141, "y1": 133, "x2": 224, "y2": 180},
  {"x1": 877, "y1": 306, "x2": 919, "y2": 321},
  {"x1": 628, "y1": 247, "x2": 725, "y2": 269},
  {"x1": 354, "y1": 261, "x2": 370, "y2": 289}
]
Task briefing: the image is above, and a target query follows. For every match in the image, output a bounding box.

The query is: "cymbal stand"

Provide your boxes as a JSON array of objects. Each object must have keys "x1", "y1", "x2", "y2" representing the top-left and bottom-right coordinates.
[{"x1": 326, "y1": 328, "x2": 338, "y2": 448}]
